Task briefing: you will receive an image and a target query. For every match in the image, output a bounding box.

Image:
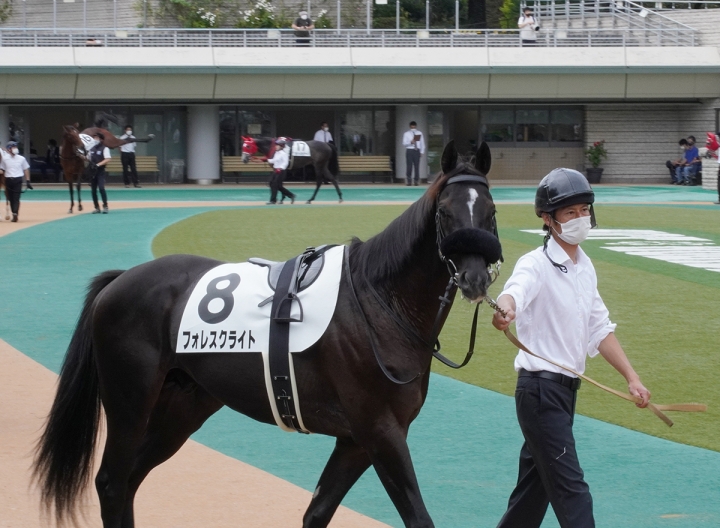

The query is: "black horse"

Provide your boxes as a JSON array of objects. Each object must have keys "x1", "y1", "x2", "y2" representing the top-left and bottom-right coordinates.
[
  {"x1": 34, "y1": 141, "x2": 502, "y2": 528},
  {"x1": 242, "y1": 136, "x2": 343, "y2": 204}
]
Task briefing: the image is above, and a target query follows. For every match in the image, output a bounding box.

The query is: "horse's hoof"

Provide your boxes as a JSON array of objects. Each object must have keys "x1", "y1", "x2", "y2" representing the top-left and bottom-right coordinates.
[
  {"x1": 78, "y1": 205, "x2": 83, "y2": 211},
  {"x1": 305, "y1": 200, "x2": 312, "y2": 205},
  {"x1": 68, "y1": 209, "x2": 73, "y2": 214},
  {"x1": 339, "y1": 199, "x2": 343, "y2": 204}
]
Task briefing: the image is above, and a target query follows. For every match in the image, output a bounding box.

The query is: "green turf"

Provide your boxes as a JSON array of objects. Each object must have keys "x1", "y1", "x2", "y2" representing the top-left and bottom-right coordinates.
[{"x1": 153, "y1": 203, "x2": 720, "y2": 452}]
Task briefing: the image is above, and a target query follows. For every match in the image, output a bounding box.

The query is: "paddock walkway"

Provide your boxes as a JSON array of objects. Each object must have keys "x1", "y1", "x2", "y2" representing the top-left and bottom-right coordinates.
[{"x1": 1, "y1": 186, "x2": 719, "y2": 527}]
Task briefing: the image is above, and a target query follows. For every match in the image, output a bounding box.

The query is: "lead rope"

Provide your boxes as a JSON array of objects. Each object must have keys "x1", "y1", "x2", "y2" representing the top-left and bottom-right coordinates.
[{"x1": 484, "y1": 296, "x2": 707, "y2": 427}]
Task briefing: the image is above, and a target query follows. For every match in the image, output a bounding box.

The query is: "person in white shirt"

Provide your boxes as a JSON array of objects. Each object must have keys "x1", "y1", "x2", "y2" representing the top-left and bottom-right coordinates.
[
  {"x1": 262, "y1": 139, "x2": 296, "y2": 205},
  {"x1": 401, "y1": 121, "x2": 425, "y2": 186},
  {"x1": 518, "y1": 6, "x2": 538, "y2": 46},
  {"x1": 86, "y1": 133, "x2": 112, "y2": 214},
  {"x1": 0, "y1": 142, "x2": 32, "y2": 222},
  {"x1": 120, "y1": 125, "x2": 141, "y2": 188},
  {"x1": 492, "y1": 168, "x2": 651, "y2": 528},
  {"x1": 313, "y1": 122, "x2": 334, "y2": 144}
]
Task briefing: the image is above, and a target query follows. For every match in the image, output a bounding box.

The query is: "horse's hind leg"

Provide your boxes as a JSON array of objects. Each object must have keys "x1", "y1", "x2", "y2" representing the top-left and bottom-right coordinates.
[
  {"x1": 303, "y1": 437, "x2": 371, "y2": 528},
  {"x1": 119, "y1": 369, "x2": 223, "y2": 528}
]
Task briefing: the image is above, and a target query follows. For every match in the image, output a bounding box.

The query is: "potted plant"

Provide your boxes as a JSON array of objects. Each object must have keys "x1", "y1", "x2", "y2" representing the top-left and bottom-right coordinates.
[{"x1": 584, "y1": 140, "x2": 608, "y2": 184}]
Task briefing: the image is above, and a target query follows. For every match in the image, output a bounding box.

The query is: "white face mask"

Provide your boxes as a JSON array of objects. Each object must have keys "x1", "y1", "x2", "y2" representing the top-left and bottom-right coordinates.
[
  {"x1": 126, "y1": 130, "x2": 132, "y2": 135},
  {"x1": 11, "y1": 147, "x2": 19, "y2": 155},
  {"x1": 300, "y1": 14, "x2": 308, "y2": 19},
  {"x1": 554, "y1": 215, "x2": 592, "y2": 245},
  {"x1": 322, "y1": 127, "x2": 329, "y2": 131}
]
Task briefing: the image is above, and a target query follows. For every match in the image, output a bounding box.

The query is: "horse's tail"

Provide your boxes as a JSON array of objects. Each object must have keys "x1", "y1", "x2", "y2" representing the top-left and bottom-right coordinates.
[
  {"x1": 33, "y1": 270, "x2": 124, "y2": 525},
  {"x1": 329, "y1": 143, "x2": 340, "y2": 177}
]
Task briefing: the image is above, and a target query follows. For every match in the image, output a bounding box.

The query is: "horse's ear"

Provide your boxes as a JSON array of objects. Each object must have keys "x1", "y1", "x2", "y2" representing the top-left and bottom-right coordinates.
[
  {"x1": 475, "y1": 142, "x2": 491, "y2": 175},
  {"x1": 441, "y1": 140, "x2": 458, "y2": 174}
]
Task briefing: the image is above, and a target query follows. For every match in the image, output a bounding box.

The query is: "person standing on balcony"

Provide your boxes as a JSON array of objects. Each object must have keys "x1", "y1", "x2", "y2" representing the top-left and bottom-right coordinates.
[
  {"x1": 402, "y1": 121, "x2": 425, "y2": 186},
  {"x1": 120, "y1": 124, "x2": 141, "y2": 188},
  {"x1": 313, "y1": 122, "x2": 334, "y2": 144},
  {"x1": 518, "y1": 6, "x2": 539, "y2": 46},
  {"x1": 292, "y1": 10, "x2": 314, "y2": 46}
]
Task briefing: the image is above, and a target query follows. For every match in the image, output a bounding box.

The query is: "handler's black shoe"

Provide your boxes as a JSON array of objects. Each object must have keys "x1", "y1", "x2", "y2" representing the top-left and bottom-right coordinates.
[
  {"x1": 134, "y1": 185, "x2": 142, "y2": 188},
  {"x1": 266, "y1": 201, "x2": 276, "y2": 205},
  {"x1": 11, "y1": 214, "x2": 18, "y2": 223}
]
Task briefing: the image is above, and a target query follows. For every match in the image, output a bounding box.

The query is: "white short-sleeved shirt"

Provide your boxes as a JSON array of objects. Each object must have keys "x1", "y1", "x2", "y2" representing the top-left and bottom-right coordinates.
[
  {"x1": 402, "y1": 129, "x2": 425, "y2": 154},
  {"x1": 120, "y1": 133, "x2": 137, "y2": 153},
  {"x1": 313, "y1": 129, "x2": 333, "y2": 143},
  {"x1": 0, "y1": 153, "x2": 30, "y2": 178},
  {"x1": 518, "y1": 15, "x2": 537, "y2": 40},
  {"x1": 500, "y1": 235, "x2": 616, "y2": 376}
]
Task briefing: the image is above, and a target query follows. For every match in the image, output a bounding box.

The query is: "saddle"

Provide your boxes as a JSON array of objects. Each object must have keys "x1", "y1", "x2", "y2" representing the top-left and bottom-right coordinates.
[{"x1": 249, "y1": 251, "x2": 324, "y2": 294}]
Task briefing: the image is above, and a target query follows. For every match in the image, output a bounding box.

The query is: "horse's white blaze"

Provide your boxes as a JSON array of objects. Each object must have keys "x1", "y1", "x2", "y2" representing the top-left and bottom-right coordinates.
[{"x1": 467, "y1": 188, "x2": 479, "y2": 224}]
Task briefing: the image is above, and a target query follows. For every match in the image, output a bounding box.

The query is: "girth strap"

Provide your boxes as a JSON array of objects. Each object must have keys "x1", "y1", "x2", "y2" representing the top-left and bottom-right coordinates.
[{"x1": 268, "y1": 256, "x2": 306, "y2": 433}]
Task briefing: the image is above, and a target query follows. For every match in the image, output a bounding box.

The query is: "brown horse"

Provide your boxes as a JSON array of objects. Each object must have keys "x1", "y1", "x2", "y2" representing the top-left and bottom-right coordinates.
[{"x1": 61, "y1": 125, "x2": 154, "y2": 214}]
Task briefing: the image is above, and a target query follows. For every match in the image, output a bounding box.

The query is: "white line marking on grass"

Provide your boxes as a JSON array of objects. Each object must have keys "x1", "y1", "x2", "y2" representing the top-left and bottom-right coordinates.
[{"x1": 521, "y1": 229, "x2": 720, "y2": 273}]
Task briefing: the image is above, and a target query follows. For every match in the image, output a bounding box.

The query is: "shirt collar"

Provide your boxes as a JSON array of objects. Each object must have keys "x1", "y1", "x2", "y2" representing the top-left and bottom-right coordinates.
[{"x1": 546, "y1": 234, "x2": 588, "y2": 267}]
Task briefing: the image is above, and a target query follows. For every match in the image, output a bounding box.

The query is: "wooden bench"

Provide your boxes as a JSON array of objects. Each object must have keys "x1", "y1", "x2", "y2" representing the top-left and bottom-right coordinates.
[
  {"x1": 105, "y1": 155, "x2": 160, "y2": 182},
  {"x1": 338, "y1": 156, "x2": 393, "y2": 183},
  {"x1": 222, "y1": 156, "x2": 270, "y2": 182}
]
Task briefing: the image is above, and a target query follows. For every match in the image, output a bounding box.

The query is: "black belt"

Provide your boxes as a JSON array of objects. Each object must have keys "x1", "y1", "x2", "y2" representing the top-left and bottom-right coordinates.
[{"x1": 518, "y1": 368, "x2": 581, "y2": 391}]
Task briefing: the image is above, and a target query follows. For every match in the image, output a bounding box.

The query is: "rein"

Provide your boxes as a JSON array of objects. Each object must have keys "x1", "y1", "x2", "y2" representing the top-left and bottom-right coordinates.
[
  {"x1": 484, "y1": 297, "x2": 707, "y2": 427},
  {"x1": 347, "y1": 173, "x2": 502, "y2": 385}
]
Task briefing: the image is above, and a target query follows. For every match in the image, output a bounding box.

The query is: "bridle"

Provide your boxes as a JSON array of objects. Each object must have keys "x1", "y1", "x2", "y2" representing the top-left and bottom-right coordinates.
[{"x1": 346, "y1": 172, "x2": 504, "y2": 384}]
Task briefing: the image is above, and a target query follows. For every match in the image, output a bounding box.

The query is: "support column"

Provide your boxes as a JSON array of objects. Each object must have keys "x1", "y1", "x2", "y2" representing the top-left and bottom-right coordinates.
[
  {"x1": 0, "y1": 106, "x2": 9, "y2": 147},
  {"x1": 187, "y1": 105, "x2": 220, "y2": 185},
  {"x1": 395, "y1": 105, "x2": 428, "y2": 183}
]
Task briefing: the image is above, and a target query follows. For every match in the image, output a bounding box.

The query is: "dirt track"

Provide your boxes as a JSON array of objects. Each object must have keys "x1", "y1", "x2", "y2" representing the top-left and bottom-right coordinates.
[{"x1": 0, "y1": 201, "x2": 389, "y2": 528}]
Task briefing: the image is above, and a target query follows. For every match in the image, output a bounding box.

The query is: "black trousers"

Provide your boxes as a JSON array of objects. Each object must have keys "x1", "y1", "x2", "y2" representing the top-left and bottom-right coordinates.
[
  {"x1": 269, "y1": 170, "x2": 293, "y2": 203},
  {"x1": 497, "y1": 374, "x2": 594, "y2": 528},
  {"x1": 406, "y1": 149, "x2": 420, "y2": 183},
  {"x1": 121, "y1": 152, "x2": 138, "y2": 186},
  {"x1": 4, "y1": 177, "x2": 23, "y2": 216},
  {"x1": 91, "y1": 168, "x2": 108, "y2": 209},
  {"x1": 717, "y1": 166, "x2": 720, "y2": 201}
]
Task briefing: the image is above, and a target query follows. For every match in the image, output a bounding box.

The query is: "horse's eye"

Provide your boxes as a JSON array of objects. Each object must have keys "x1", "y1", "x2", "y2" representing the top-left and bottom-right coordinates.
[{"x1": 438, "y1": 208, "x2": 449, "y2": 218}]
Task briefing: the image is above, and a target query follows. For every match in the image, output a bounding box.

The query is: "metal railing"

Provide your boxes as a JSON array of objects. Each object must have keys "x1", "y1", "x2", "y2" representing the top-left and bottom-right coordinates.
[{"x1": 0, "y1": 26, "x2": 697, "y2": 48}]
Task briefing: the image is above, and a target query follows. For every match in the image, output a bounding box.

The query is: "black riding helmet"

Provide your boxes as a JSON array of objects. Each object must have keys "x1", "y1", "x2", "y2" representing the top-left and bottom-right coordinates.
[
  {"x1": 535, "y1": 168, "x2": 596, "y2": 273},
  {"x1": 535, "y1": 168, "x2": 596, "y2": 228}
]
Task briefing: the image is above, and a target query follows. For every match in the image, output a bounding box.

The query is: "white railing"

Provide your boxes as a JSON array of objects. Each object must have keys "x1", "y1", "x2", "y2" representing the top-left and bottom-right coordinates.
[
  {"x1": 0, "y1": 26, "x2": 697, "y2": 48},
  {"x1": 524, "y1": 0, "x2": 698, "y2": 38}
]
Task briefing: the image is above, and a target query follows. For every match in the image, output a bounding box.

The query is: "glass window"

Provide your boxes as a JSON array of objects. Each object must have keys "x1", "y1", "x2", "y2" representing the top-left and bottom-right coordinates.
[
  {"x1": 339, "y1": 110, "x2": 372, "y2": 155},
  {"x1": 551, "y1": 108, "x2": 583, "y2": 143},
  {"x1": 481, "y1": 108, "x2": 514, "y2": 143},
  {"x1": 239, "y1": 110, "x2": 272, "y2": 138},
  {"x1": 220, "y1": 109, "x2": 237, "y2": 156},
  {"x1": 373, "y1": 110, "x2": 394, "y2": 156},
  {"x1": 426, "y1": 110, "x2": 445, "y2": 175},
  {"x1": 516, "y1": 108, "x2": 549, "y2": 143}
]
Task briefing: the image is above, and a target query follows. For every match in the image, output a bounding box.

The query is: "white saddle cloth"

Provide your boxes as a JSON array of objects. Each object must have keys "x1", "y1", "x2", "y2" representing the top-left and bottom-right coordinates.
[
  {"x1": 291, "y1": 141, "x2": 311, "y2": 157},
  {"x1": 176, "y1": 246, "x2": 345, "y2": 432}
]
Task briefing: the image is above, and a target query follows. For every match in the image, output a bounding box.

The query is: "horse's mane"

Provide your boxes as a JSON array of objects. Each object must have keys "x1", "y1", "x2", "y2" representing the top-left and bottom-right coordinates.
[{"x1": 350, "y1": 161, "x2": 486, "y2": 284}]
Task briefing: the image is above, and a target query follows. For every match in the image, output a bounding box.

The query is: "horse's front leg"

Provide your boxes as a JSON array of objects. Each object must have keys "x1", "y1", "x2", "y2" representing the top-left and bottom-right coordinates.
[
  {"x1": 306, "y1": 181, "x2": 322, "y2": 204},
  {"x1": 67, "y1": 181, "x2": 74, "y2": 213},
  {"x1": 356, "y1": 418, "x2": 434, "y2": 527},
  {"x1": 303, "y1": 436, "x2": 372, "y2": 528},
  {"x1": 77, "y1": 179, "x2": 83, "y2": 211}
]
